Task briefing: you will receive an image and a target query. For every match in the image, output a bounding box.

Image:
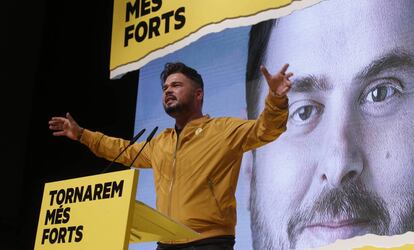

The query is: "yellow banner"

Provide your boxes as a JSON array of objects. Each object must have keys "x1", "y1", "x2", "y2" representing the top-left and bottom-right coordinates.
[
  {"x1": 34, "y1": 169, "x2": 138, "y2": 250},
  {"x1": 109, "y1": 0, "x2": 322, "y2": 78}
]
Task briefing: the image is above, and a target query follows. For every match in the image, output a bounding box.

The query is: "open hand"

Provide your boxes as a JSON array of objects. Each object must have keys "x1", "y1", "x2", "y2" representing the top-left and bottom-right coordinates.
[
  {"x1": 260, "y1": 63, "x2": 293, "y2": 97},
  {"x1": 48, "y1": 112, "x2": 83, "y2": 141}
]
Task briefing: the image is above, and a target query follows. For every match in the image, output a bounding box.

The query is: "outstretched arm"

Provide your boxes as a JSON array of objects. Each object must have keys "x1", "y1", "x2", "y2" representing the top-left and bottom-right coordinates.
[
  {"x1": 48, "y1": 112, "x2": 84, "y2": 141},
  {"x1": 49, "y1": 112, "x2": 152, "y2": 168}
]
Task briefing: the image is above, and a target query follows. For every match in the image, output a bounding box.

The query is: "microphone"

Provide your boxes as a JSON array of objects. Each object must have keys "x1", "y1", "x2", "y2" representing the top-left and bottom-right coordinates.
[
  {"x1": 129, "y1": 128, "x2": 147, "y2": 144},
  {"x1": 101, "y1": 128, "x2": 146, "y2": 173},
  {"x1": 128, "y1": 126, "x2": 158, "y2": 168}
]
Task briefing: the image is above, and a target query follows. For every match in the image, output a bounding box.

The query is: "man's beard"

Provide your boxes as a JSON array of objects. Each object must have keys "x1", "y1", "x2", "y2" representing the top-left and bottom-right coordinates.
[
  {"x1": 250, "y1": 173, "x2": 414, "y2": 250},
  {"x1": 164, "y1": 101, "x2": 184, "y2": 116},
  {"x1": 163, "y1": 95, "x2": 195, "y2": 117}
]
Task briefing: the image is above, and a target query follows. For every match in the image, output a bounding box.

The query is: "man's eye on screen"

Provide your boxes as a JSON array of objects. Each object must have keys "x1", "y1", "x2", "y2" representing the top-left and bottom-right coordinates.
[
  {"x1": 289, "y1": 100, "x2": 323, "y2": 126},
  {"x1": 360, "y1": 78, "x2": 404, "y2": 116},
  {"x1": 365, "y1": 85, "x2": 398, "y2": 103}
]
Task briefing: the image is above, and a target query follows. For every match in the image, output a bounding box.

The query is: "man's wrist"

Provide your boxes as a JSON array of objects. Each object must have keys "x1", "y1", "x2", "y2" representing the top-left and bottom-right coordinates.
[
  {"x1": 77, "y1": 127, "x2": 84, "y2": 141},
  {"x1": 270, "y1": 89, "x2": 285, "y2": 98},
  {"x1": 267, "y1": 90, "x2": 288, "y2": 109}
]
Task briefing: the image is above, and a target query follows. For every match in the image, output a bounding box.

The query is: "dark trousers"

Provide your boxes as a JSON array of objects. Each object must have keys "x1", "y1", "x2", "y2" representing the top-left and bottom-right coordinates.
[{"x1": 156, "y1": 235, "x2": 235, "y2": 250}]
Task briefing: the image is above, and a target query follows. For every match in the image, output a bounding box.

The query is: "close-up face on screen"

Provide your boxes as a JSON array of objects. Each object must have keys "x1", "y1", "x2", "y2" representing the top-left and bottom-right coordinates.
[{"x1": 247, "y1": 0, "x2": 414, "y2": 249}]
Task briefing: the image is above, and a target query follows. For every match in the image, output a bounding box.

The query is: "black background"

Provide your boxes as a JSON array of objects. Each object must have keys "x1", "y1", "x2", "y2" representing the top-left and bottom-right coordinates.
[{"x1": 3, "y1": 1, "x2": 139, "y2": 249}]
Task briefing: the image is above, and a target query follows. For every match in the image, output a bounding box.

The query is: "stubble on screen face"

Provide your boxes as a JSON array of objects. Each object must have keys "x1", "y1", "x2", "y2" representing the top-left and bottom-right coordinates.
[
  {"x1": 250, "y1": 175, "x2": 414, "y2": 249},
  {"x1": 286, "y1": 182, "x2": 390, "y2": 248}
]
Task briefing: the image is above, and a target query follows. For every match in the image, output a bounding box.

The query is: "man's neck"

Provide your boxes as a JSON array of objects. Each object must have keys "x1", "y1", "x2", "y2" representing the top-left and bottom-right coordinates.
[{"x1": 174, "y1": 112, "x2": 203, "y2": 131}]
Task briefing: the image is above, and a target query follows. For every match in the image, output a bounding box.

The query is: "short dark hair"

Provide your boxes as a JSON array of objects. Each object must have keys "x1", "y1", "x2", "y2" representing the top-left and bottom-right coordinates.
[
  {"x1": 246, "y1": 19, "x2": 276, "y2": 119},
  {"x1": 160, "y1": 62, "x2": 204, "y2": 90}
]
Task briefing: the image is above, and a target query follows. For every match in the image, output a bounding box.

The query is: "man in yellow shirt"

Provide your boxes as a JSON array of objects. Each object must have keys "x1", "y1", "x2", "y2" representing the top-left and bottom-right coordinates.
[{"x1": 49, "y1": 61, "x2": 292, "y2": 249}]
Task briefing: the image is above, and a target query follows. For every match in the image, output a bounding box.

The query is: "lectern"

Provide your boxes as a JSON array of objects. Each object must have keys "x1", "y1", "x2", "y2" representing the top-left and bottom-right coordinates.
[{"x1": 34, "y1": 169, "x2": 199, "y2": 250}]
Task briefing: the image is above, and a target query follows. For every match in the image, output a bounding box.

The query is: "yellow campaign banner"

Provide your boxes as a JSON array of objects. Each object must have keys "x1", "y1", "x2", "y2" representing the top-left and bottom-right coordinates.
[
  {"x1": 109, "y1": 0, "x2": 322, "y2": 79},
  {"x1": 34, "y1": 169, "x2": 138, "y2": 250}
]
